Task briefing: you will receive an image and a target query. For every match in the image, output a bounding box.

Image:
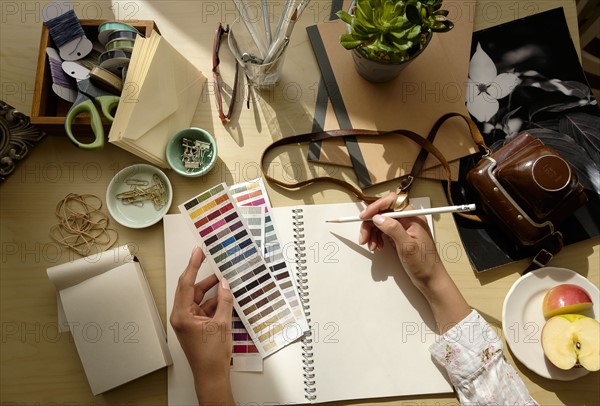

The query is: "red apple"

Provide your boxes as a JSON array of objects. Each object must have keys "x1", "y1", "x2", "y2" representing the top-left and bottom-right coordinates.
[
  {"x1": 541, "y1": 314, "x2": 600, "y2": 371},
  {"x1": 542, "y1": 284, "x2": 593, "y2": 319}
]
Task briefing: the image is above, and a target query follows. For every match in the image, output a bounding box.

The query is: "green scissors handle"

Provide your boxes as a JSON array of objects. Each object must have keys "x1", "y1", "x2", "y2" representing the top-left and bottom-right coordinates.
[
  {"x1": 95, "y1": 95, "x2": 120, "y2": 121},
  {"x1": 64, "y1": 95, "x2": 120, "y2": 150}
]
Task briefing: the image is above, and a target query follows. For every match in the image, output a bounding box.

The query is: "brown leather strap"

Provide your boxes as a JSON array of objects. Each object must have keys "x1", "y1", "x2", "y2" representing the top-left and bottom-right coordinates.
[
  {"x1": 412, "y1": 112, "x2": 490, "y2": 178},
  {"x1": 261, "y1": 113, "x2": 482, "y2": 204},
  {"x1": 261, "y1": 112, "x2": 489, "y2": 210},
  {"x1": 414, "y1": 112, "x2": 489, "y2": 222},
  {"x1": 522, "y1": 232, "x2": 564, "y2": 274}
]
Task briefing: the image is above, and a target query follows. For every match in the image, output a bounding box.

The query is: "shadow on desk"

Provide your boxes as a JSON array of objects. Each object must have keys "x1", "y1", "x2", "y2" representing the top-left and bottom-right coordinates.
[
  {"x1": 475, "y1": 238, "x2": 597, "y2": 286},
  {"x1": 507, "y1": 347, "x2": 600, "y2": 405}
]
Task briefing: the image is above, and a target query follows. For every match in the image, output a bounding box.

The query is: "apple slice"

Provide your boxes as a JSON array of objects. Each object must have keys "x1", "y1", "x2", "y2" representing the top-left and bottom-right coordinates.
[
  {"x1": 542, "y1": 284, "x2": 593, "y2": 319},
  {"x1": 541, "y1": 314, "x2": 600, "y2": 371}
]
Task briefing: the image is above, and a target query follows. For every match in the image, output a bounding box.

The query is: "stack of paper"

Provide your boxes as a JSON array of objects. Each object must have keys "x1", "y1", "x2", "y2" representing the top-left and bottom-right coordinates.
[
  {"x1": 108, "y1": 31, "x2": 206, "y2": 167},
  {"x1": 47, "y1": 245, "x2": 172, "y2": 395}
]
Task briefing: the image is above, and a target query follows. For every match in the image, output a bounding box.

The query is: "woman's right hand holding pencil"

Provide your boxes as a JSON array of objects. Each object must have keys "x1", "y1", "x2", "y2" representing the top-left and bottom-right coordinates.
[{"x1": 358, "y1": 192, "x2": 471, "y2": 334}]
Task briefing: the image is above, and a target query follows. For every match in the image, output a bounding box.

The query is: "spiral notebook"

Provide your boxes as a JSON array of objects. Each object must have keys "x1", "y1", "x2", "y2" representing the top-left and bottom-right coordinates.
[{"x1": 165, "y1": 199, "x2": 452, "y2": 404}]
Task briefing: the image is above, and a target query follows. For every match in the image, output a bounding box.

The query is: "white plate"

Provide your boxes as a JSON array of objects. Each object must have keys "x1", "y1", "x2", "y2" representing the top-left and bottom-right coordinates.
[
  {"x1": 106, "y1": 164, "x2": 172, "y2": 229},
  {"x1": 502, "y1": 267, "x2": 599, "y2": 380}
]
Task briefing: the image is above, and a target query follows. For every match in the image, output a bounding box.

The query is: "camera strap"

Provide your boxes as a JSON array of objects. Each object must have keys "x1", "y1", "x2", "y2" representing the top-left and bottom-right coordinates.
[
  {"x1": 261, "y1": 112, "x2": 487, "y2": 217},
  {"x1": 261, "y1": 113, "x2": 569, "y2": 273}
]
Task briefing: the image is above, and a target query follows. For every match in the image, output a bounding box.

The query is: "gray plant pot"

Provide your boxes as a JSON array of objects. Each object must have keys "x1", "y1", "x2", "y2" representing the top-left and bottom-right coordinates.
[{"x1": 350, "y1": 34, "x2": 432, "y2": 83}]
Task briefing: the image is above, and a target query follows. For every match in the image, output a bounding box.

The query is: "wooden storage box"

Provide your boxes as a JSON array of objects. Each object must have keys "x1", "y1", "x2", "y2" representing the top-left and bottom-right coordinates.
[{"x1": 31, "y1": 19, "x2": 159, "y2": 135}]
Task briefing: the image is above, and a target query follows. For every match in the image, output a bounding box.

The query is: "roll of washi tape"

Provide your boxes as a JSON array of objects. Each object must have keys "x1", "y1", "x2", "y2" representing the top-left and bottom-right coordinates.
[
  {"x1": 98, "y1": 49, "x2": 131, "y2": 64},
  {"x1": 99, "y1": 50, "x2": 132, "y2": 76},
  {"x1": 107, "y1": 30, "x2": 138, "y2": 43},
  {"x1": 98, "y1": 21, "x2": 139, "y2": 46},
  {"x1": 121, "y1": 65, "x2": 129, "y2": 82},
  {"x1": 89, "y1": 66, "x2": 123, "y2": 95},
  {"x1": 105, "y1": 39, "x2": 135, "y2": 53}
]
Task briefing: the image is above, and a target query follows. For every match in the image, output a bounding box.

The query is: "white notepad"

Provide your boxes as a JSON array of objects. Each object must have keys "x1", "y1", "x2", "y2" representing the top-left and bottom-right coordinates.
[
  {"x1": 47, "y1": 245, "x2": 172, "y2": 395},
  {"x1": 165, "y1": 198, "x2": 452, "y2": 404}
]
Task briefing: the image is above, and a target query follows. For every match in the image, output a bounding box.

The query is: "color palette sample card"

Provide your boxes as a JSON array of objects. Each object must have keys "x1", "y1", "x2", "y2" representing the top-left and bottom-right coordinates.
[
  {"x1": 178, "y1": 183, "x2": 305, "y2": 357},
  {"x1": 229, "y1": 178, "x2": 272, "y2": 207},
  {"x1": 231, "y1": 313, "x2": 262, "y2": 371},
  {"x1": 230, "y1": 179, "x2": 308, "y2": 329},
  {"x1": 239, "y1": 206, "x2": 264, "y2": 250},
  {"x1": 262, "y1": 207, "x2": 306, "y2": 323}
]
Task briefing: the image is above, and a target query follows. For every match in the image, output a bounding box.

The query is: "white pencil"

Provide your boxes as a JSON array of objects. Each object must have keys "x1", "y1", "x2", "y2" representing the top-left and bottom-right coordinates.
[
  {"x1": 261, "y1": 0, "x2": 271, "y2": 45},
  {"x1": 326, "y1": 204, "x2": 477, "y2": 223}
]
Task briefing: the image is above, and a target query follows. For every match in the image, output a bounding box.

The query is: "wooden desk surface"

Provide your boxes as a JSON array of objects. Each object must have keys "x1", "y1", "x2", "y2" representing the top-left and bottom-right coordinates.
[{"x1": 1, "y1": 1, "x2": 598, "y2": 405}]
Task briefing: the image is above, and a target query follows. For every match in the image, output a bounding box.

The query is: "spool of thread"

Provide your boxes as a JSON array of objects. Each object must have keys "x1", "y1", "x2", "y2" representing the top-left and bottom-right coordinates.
[
  {"x1": 89, "y1": 66, "x2": 123, "y2": 95},
  {"x1": 64, "y1": 48, "x2": 102, "y2": 72},
  {"x1": 107, "y1": 30, "x2": 138, "y2": 43},
  {"x1": 46, "y1": 47, "x2": 77, "y2": 102},
  {"x1": 105, "y1": 39, "x2": 135, "y2": 53},
  {"x1": 62, "y1": 61, "x2": 91, "y2": 80},
  {"x1": 99, "y1": 50, "x2": 132, "y2": 76},
  {"x1": 43, "y1": 9, "x2": 92, "y2": 61},
  {"x1": 98, "y1": 22, "x2": 139, "y2": 46}
]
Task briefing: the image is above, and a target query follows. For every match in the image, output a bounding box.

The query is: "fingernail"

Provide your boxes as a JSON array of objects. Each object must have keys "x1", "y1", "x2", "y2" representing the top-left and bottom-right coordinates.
[
  {"x1": 372, "y1": 214, "x2": 385, "y2": 225},
  {"x1": 358, "y1": 229, "x2": 366, "y2": 245},
  {"x1": 359, "y1": 209, "x2": 366, "y2": 219},
  {"x1": 368, "y1": 241, "x2": 376, "y2": 252},
  {"x1": 221, "y1": 278, "x2": 230, "y2": 290}
]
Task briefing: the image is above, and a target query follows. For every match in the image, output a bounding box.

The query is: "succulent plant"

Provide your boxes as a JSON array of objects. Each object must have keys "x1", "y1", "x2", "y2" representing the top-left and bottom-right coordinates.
[{"x1": 337, "y1": 0, "x2": 454, "y2": 64}]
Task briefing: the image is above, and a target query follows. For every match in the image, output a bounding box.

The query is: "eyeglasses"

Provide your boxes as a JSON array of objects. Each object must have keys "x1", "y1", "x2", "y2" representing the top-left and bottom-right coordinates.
[{"x1": 213, "y1": 23, "x2": 240, "y2": 124}]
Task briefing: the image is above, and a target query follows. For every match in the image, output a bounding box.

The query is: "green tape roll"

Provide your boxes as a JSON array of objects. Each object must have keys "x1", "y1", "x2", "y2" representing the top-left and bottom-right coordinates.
[
  {"x1": 98, "y1": 21, "x2": 139, "y2": 45},
  {"x1": 90, "y1": 66, "x2": 123, "y2": 94},
  {"x1": 107, "y1": 30, "x2": 138, "y2": 43},
  {"x1": 99, "y1": 50, "x2": 132, "y2": 76},
  {"x1": 106, "y1": 39, "x2": 135, "y2": 52}
]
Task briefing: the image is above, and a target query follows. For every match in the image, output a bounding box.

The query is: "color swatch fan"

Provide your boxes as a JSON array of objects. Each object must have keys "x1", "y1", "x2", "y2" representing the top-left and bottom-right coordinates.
[{"x1": 178, "y1": 183, "x2": 307, "y2": 357}]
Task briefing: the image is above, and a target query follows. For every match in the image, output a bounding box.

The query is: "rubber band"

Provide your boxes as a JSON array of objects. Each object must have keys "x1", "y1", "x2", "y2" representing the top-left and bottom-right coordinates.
[{"x1": 49, "y1": 193, "x2": 118, "y2": 256}]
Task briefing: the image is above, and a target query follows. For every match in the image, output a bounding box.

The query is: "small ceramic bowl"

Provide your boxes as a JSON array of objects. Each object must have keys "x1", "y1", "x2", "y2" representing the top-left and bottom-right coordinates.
[
  {"x1": 166, "y1": 128, "x2": 218, "y2": 177},
  {"x1": 106, "y1": 164, "x2": 173, "y2": 229}
]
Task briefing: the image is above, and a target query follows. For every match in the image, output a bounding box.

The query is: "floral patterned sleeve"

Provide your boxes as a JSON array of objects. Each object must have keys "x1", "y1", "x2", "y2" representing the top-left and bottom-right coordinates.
[{"x1": 429, "y1": 310, "x2": 538, "y2": 405}]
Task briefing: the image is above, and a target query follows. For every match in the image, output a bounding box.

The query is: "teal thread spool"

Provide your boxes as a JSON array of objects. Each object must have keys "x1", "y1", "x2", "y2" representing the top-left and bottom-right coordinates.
[{"x1": 98, "y1": 22, "x2": 139, "y2": 45}]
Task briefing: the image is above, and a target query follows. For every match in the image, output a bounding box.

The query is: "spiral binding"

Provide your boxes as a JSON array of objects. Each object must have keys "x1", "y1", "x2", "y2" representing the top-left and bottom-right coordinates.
[{"x1": 292, "y1": 208, "x2": 316, "y2": 401}]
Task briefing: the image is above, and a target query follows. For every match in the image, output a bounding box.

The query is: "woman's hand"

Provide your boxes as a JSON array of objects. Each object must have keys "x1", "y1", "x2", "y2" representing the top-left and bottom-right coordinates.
[
  {"x1": 170, "y1": 246, "x2": 235, "y2": 405},
  {"x1": 358, "y1": 193, "x2": 443, "y2": 290},
  {"x1": 358, "y1": 193, "x2": 471, "y2": 333}
]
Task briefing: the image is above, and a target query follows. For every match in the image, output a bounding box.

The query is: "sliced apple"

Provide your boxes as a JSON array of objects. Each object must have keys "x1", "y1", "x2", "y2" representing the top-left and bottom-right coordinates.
[
  {"x1": 541, "y1": 314, "x2": 600, "y2": 371},
  {"x1": 542, "y1": 284, "x2": 593, "y2": 319}
]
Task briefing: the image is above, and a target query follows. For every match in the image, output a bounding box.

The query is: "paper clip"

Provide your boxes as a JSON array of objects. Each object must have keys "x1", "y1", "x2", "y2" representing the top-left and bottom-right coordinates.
[
  {"x1": 125, "y1": 178, "x2": 149, "y2": 186},
  {"x1": 116, "y1": 175, "x2": 167, "y2": 210},
  {"x1": 181, "y1": 138, "x2": 212, "y2": 172}
]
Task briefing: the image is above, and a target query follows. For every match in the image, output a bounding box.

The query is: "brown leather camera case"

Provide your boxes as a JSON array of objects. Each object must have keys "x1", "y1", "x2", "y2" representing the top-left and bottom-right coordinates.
[{"x1": 466, "y1": 132, "x2": 588, "y2": 246}]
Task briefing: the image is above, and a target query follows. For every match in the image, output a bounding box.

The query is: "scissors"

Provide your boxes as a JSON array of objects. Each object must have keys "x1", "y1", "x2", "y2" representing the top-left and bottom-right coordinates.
[{"x1": 64, "y1": 78, "x2": 120, "y2": 150}]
